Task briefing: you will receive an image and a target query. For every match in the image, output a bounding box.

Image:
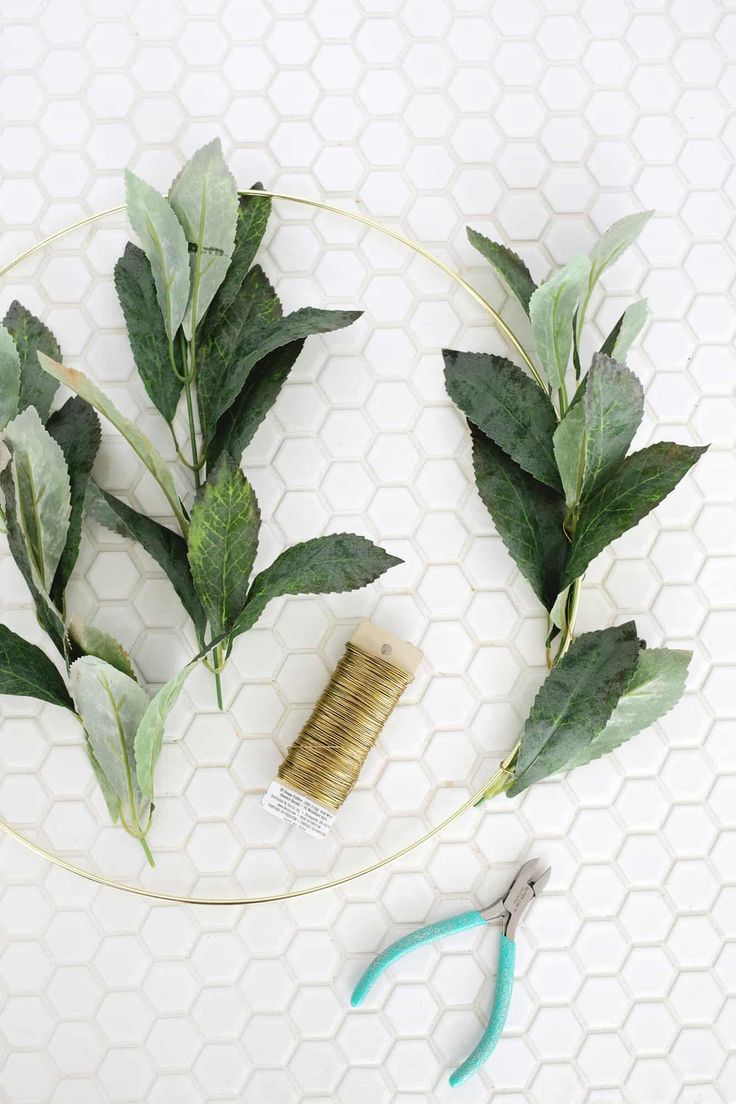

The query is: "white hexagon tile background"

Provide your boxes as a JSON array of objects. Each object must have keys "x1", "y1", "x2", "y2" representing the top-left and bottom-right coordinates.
[{"x1": 0, "y1": 1, "x2": 735, "y2": 1101}]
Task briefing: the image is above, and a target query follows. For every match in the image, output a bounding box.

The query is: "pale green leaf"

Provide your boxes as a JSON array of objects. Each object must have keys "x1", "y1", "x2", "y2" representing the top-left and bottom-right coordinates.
[
  {"x1": 466, "y1": 227, "x2": 537, "y2": 315},
  {"x1": 601, "y1": 299, "x2": 649, "y2": 363},
  {"x1": 187, "y1": 455, "x2": 261, "y2": 637},
  {"x1": 69, "y1": 616, "x2": 136, "y2": 680},
  {"x1": 125, "y1": 169, "x2": 190, "y2": 341},
  {"x1": 168, "y1": 138, "x2": 239, "y2": 339},
  {"x1": 37, "y1": 353, "x2": 188, "y2": 535},
  {"x1": 2, "y1": 407, "x2": 71, "y2": 594},
  {"x1": 135, "y1": 662, "x2": 195, "y2": 800},
  {"x1": 568, "y1": 647, "x2": 691, "y2": 771},
  {"x1": 70, "y1": 657, "x2": 150, "y2": 821},
  {"x1": 86, "y1": 736, "x2": 120, "y2": 822},
  {"x1": 0, "y1": 323, "x2": 20, "y2": 430},
  {"x1": 529, "y1": 255, "x2": 591, "y2": 389},
  {"x1": 587, "y1": 211, "x2": 653, "y2": 296},
  {"x1": 508, "y1": 622, "x2": 641, "y2": 795},
  {"x1": 553, "y1": 402, "x2": 586, "y2": 508}
]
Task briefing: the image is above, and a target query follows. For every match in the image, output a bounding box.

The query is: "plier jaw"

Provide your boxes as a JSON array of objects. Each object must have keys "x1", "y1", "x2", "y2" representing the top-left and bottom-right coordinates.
[{"x1": 480, "y1": 857, "x2": 551, "y2": 939}]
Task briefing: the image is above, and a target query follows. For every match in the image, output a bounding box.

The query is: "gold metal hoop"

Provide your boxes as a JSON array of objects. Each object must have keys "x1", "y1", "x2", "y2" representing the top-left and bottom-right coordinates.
[{"x1": 0, "y1": 191, "x2": 519, "y2": 906}]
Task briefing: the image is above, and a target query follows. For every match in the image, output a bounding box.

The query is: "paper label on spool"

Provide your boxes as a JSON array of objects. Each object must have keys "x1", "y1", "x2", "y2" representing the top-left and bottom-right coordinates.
[{"x1": 262, "y1": 781, "x2": 336, "y2": 838}]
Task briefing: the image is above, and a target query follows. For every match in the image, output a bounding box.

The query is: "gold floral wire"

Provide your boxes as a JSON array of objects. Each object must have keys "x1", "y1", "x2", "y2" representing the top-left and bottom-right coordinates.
[
  {"x1": 0, "y1": 190, "x2": 522, "y2": 905},
  {"x1": 279, "y1": 643, "x2": 414, "y2": 811}
]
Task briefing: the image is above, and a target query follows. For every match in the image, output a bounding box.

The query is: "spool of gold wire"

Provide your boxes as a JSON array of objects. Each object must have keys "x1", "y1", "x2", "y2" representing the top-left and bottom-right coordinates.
[{"x1": 263, "y1": 622, "x2": 423, "y2": 835}]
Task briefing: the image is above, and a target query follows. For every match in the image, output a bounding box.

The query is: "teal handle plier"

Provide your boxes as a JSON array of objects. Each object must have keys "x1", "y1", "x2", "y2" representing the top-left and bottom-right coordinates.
[{"x1": 351, "y1": 858, "x2": 550, "y2": 1088}]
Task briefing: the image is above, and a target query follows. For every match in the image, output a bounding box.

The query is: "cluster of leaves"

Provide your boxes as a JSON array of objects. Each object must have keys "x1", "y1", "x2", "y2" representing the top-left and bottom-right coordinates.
[
  {"x1": 444, "y1": 212, "x2": 705, "y2": 796},
  {"x1": 0, "y1": 141, "x2": 399, "y2": 862}
]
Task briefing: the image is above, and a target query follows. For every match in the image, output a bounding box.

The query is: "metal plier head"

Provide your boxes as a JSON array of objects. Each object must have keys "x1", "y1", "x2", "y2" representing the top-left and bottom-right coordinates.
[{"x1": 480, "y1": 858, "x2": 551, "y2": 939}]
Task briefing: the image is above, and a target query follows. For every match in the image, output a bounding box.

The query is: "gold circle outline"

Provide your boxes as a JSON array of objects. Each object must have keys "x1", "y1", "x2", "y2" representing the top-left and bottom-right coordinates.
[{"x1": 0, "y1": 190, "x2": 516, "y2": 905}]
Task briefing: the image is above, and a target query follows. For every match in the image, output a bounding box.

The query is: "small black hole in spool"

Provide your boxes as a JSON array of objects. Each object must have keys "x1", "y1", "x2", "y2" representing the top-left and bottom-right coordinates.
[{"x1": 380, "y1": 643, "x2": 392, "y2": 656}]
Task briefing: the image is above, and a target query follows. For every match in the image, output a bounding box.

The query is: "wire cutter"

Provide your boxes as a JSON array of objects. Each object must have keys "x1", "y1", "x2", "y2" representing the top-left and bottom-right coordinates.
[{"x1": 350, "y1": 858, "x2": 551, "y2": 1088}]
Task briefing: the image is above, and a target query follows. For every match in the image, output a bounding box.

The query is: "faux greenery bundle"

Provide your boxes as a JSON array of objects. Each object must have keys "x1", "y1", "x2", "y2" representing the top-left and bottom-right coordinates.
[
  {"x1": 444, "y1": 212, "x2": 706, "y2": 800},
  {"x1": 0, "y1": 141, "x2": 399, "y2": 862}
]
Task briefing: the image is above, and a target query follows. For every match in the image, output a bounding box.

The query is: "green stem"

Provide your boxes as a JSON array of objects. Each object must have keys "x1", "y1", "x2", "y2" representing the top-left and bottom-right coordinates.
[{"x1": 140, "y1": 836, "x2": 155, "y2": 867}]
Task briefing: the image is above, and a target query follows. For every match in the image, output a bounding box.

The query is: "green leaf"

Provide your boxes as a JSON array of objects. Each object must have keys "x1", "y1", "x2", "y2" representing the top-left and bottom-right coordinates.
[
  {"x1": 205, "y1": 185, "x2": 272, "y2": 332},
  {"x1": 208, "y1": 339, "x2": 305, "y2": 468},
  {"x1": 600, "y1": 299, "x2": 649, "y2": 363},
  {"x1": 508, "y1": 621, "x2": 641, "y2": 796},
  {"x1": 135, "y1": 662, "x2": 195, "y2": 800},
  {"x1": 567, "y1": 647, "x2": 691, "y2": 772},
  {"x1": 234, "y1": 534, "x2": 402, "y2": 637},
  {"x1": 443, "y1": 349, "x2": 560, "y2": 490},
  {"x1": 581, "y1": 353, "x2": 644, "y2": 496},
  {"x1": 466, "y1": 227, "x2": 537, "y2": 315},
  {"x1": 0, "y1": 464, "x2": 66, "y2": 655},
  {"x1": 553, "y1": 402, "x2": 586, "y2": 509},
  {"x1": 187, "y1": 455, "x2": 261, "y2": 637},
  {"x1": 587, "y1": 211, "x2": 653, "y2": 298},
  {"x1": 69, "y1": 616, "x2": 136, "y2": 680},
  {"x1": 562, "y1": 442, "x2": 707, "y2": 588},
  {"x1": 2, "y1": 407, "x2": 71, "y2": 594},
  {"x1": 125, "y1": 169, "x2": 190, "y2": 341},
  {"x1": 529, "y1": 255, "x2": 591, "y2": 390},
  {"x1": 471, "y1": 426, "x2": 568, "y2": 611},
  {"x1": 85, "y1": 483, "x2": 206, "y2": 642},
  {"x1": 114, "y1": 242, "x2": 184, "y2": 423},
  {"x1": 0, "y1": 623, "x2": 74, "y2": 710},
  {"x1": 197, "y1": 265, "x2": 361, "y2": 446},
  {"x1": 37, "y1": 353, "x2": 188, "y2": 535},
  {"x1": 46, "y1": 397, "x2": 101, "y2": 604},
  {"x1": 168, "y1": 138, "x2": 239, "y2": 339},
  {"x1": 70, "y1": 656, "x2": 150, "y2": 823},
  {"x1": 86, "y1": 736, "x2": 120, "y2": 822},
  {"x1": 554, "y1": 353, "x2": 644, "y2": 508},
  {"x1": 2, "y1": 301, "x2": 60, "y2": 423},
  {"x1": 0, "y1": 323, "x2": 21, "y2": 430}
]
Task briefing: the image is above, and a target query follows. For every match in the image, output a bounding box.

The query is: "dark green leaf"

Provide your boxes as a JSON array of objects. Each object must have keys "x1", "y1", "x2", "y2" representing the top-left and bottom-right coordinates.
[
  {"x1": 197, "y1": 265, "x2": 361, "y2": 446},
  {"x1": 562, "y1": 442, "x2": 707, "y2": 588},
  {"x1": 600, "y1": 299, "x2": 648, "y2": 363},
  {"x1": 443, "y1": 349, "x2": 560, "y2": 490},
  {"x1": 85, "y1": 482, "x2": 207, "y2": 642},
  {"x1": 187, "y1": 455, "x2": 261, "y2": 637},
  {"x1": 208, "y1": 339, "x2": 305, "y2": 467},
  {"x1": 69, "y1": 616, "x2": 136, "y2": 680},
  {"x1": 0, "y1": 465, "x2": 66, "y2": 655},
  {"x1": 46, "y1": 397, "x2": 101, "y2": 604},
  {"x1": 2, "y1": 300, "x2": 60, "y2": 422},
  {"x1": 471, "y1": 426, "x2": 568, "y2": 610},
  {"x1": 553, "y1": 402, "x2": 586, "y2": 509},
  {"x1": 203, "y1": 185, "x2": 271, "y2": 333},
  {"x1": 466, "y1": 227, "x2": 537, "y2": 315},
  {"x1": 0, "y1": 623, "x2": 73, "y2": 710},
  {"x1": 114, "y1": 242, "x2": 184, "y2": 423},
  {"x1": 234, "y1": 534, "x2": 402, "y2": 637},
  {"x1": 567, "y1": 647, "x2": 691, "y2": 772},
  {"x1": 508, "y1": 622, "x2": 641, "y2": 796}
]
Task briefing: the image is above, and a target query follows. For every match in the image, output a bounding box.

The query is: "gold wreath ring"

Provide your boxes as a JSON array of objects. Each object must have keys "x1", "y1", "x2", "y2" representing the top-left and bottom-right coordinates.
[{"x1": 0, "y1": 190, "x2": 519, "y2": 906}]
